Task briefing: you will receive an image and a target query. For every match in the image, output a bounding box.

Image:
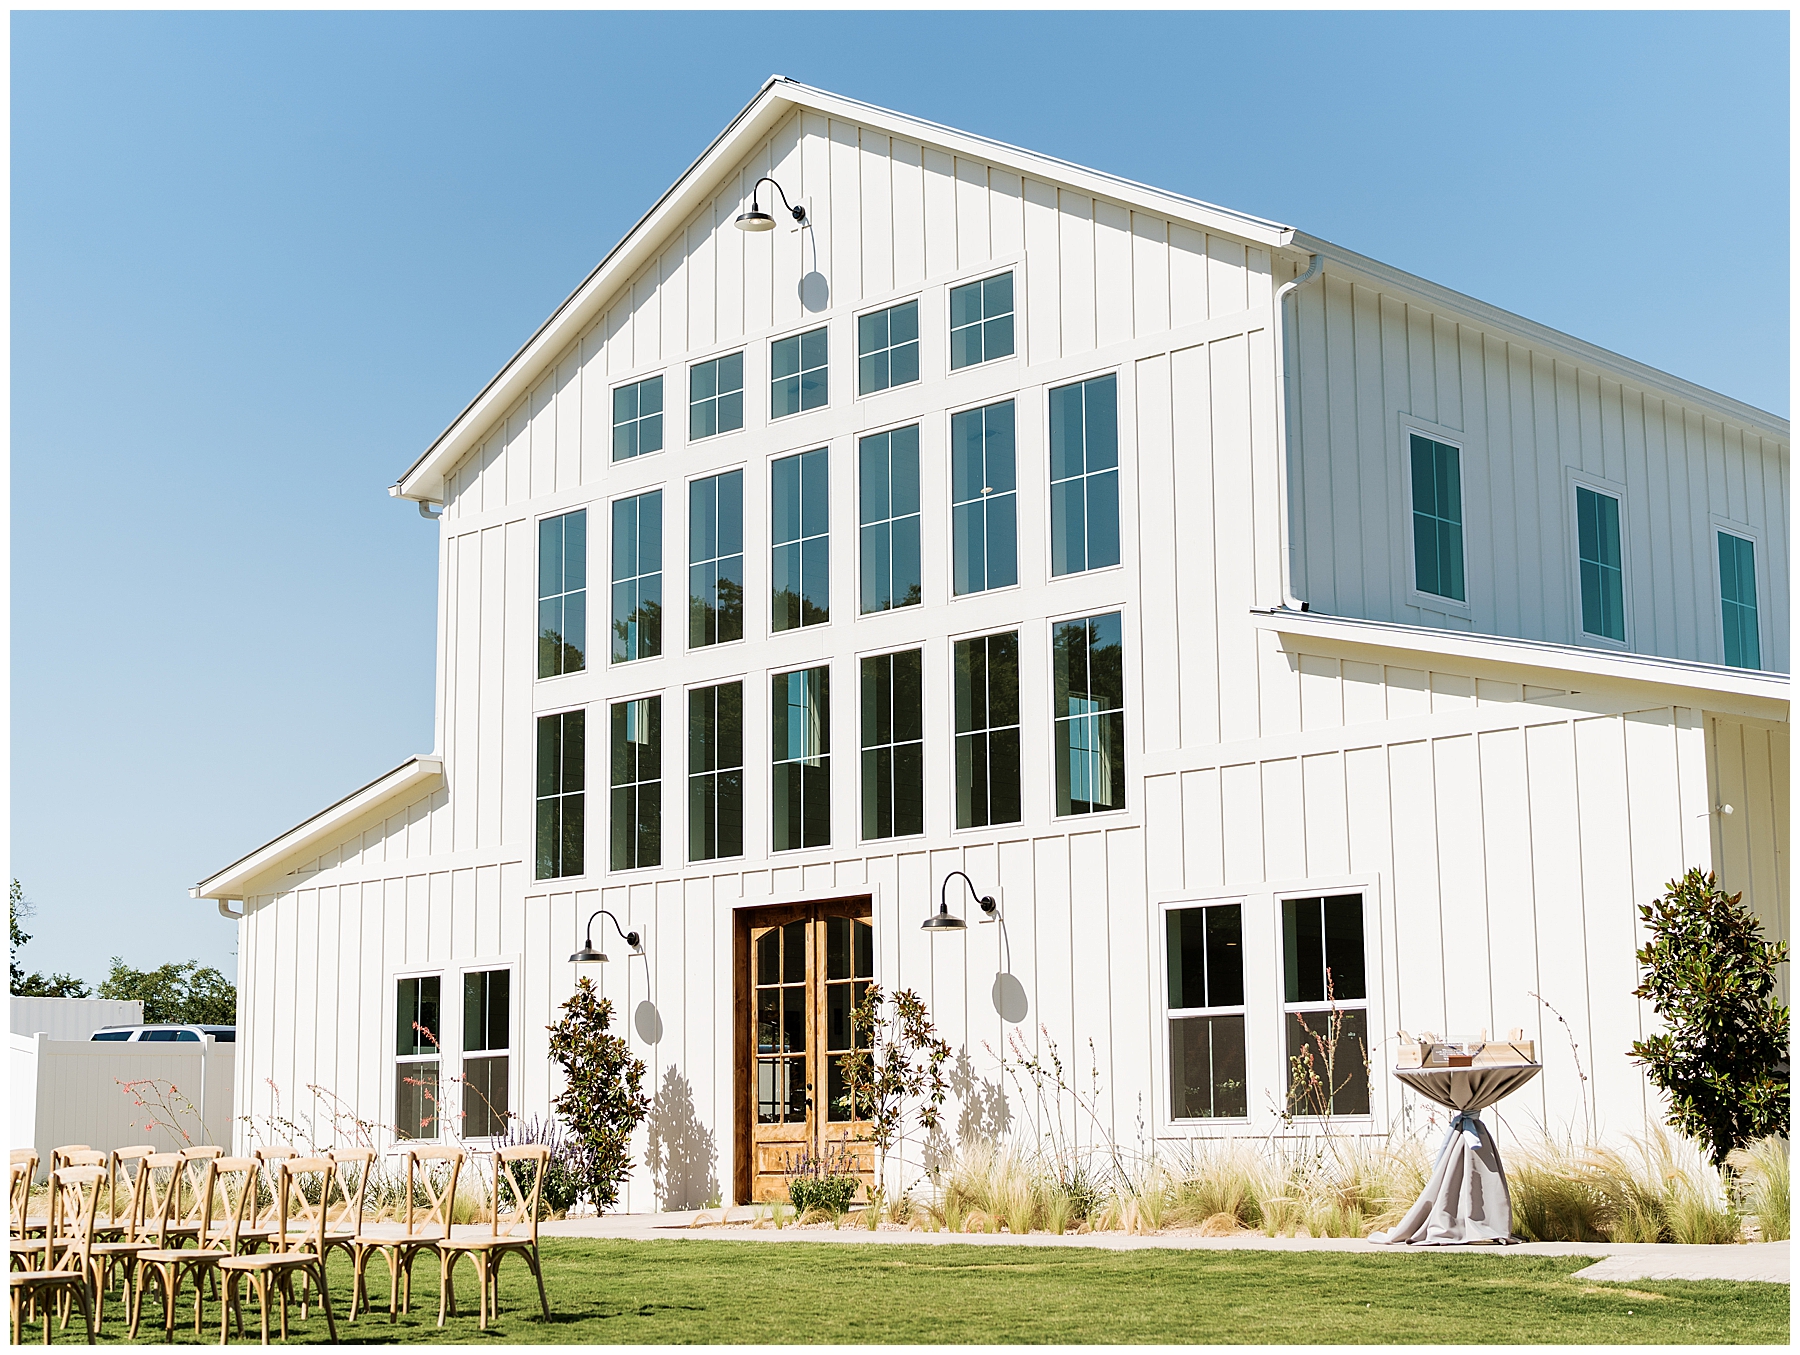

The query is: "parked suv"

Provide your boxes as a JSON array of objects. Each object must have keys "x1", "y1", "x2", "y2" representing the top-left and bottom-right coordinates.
[{"x1": 90, "y1": 1024, "x2": 235, "y2": 1043}]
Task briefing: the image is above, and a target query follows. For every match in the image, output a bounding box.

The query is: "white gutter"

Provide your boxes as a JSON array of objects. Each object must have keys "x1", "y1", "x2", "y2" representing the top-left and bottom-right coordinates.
[{"x1": 1271, "y1": 250, "x2": 1324, "y2": 611}]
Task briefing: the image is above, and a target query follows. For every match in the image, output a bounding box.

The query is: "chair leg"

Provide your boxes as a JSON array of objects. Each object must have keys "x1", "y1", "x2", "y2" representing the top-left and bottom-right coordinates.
[
  {"x1": 437, "y1": 1250, "x2": 450, "y2": 1329},
  {"x1": 254, "y1": 1272, "x2": 270, "y2": 1346},
  {"x1": 313, "y1": 1261, "x2": 338, "y2": 1343},
  {"x1": 532, "y1": 1246, "x2": 551, "y2": 1320}
]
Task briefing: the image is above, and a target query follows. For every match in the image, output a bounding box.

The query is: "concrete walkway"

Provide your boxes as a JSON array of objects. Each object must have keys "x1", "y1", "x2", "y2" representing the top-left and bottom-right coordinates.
[{"x1": 538, "y1": 1209, "x2": 1789, "y2": 1283}]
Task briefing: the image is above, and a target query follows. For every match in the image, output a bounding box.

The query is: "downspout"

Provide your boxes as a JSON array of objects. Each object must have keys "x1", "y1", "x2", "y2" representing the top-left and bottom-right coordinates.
[
  {"x1": 1272, "y1": 251, "x2": 1324, "y2": 611},
  {"x1": 217, "y1": 899, "x2": 242, "y2": 920}
]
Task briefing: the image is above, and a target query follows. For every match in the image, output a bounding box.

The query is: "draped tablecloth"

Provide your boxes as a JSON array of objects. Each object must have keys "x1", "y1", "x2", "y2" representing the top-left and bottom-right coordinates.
[{"x1": 1370, "y1": 1063, "x2": 1542, "y2": 1246}]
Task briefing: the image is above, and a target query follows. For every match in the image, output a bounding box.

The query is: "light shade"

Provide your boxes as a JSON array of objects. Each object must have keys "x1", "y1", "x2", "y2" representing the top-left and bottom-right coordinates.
[
  {"x1": 921, "y1": 901, "x2": 967, "y2": 931},
  {"x1": 568, "y1": 942, "x2": 608, "y2": 964},
  {"x1": 735, "y1": 208, "x2": 777, "y2": 232}
]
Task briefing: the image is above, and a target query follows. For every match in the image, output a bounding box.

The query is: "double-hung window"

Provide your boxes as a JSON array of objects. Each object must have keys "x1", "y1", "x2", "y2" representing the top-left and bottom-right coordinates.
[
  {"x1": 954, "y1": 631, "x2": 1022, "y2": 828},
  {"x1": 1576, "y1": 485, "x2": 1625, "y2": 642},
  {"x1": 772, "y1": 448, "x2": 829, "y2": 631},
  {"x1": 612, "y1": 491, "x2": 663, "y2": 663},
  {"x1": 1048, "y1": 374, "x2": 1121, "y2": 576},
  {"x1": 860, "y1": 426, "x2": 922, "y2": 613},
  {"x1": 1281, "y1": 894, "x2": 1370, "y2": 1117},
  {"x1": 461, "y1": 968, "x2": 510, "y2": 1137},
  {"x1": 858, "y1": 300, "x2": 919, "y2": 394},
  {"x1": 689, "y1": 352, "x2": 744, "y2": 440},
  {"x1": 689, "y1": 471, "x2": 744, "y2": 647},
  {"x1": 537, "y1": 510, "x2": 587, "y2": 678},
  {"x1": 612, "y1": 376, "x2": 663, "y2": 461},
  {"x1": 772, "y1": 666, "x2": 830, "y2": 851},
  {"x1": 1409, "y1": 434, "x2": 1465, "y2": 603},
  {"x1": 1053, "y1": 612, "x2": 1124, "y2": 816},
  {"x1": 772, "y1": 327, "x2": 828, "y2": 418},
  {"x1": 950, "y1": 401, "x2": 1018, "y2": 595},
  {"x1": 610, "y1": 696, "x2": 661, "y2": 870},
  {"x1": 949, "y1": 271, "x2": 1014, "y2": 369},
  {"x1": 689, "y1": 681, "x2": 743, "y2": 862},
  {"x1": 1718, "y1": 531, "x2": 1761, "y2": 669},
  {"x1": 861, "y1": 650, "x2": 923, "y2": 841},
  {"x1": 394, "y1": 976, "x2": 441, "y2": 1140},
  {"x1": 535, "y1": 710, "x2": 585, "y2": 880},
  {"x1": 1166, "y1": 904, "x2": 1247, "y2": 1119}
]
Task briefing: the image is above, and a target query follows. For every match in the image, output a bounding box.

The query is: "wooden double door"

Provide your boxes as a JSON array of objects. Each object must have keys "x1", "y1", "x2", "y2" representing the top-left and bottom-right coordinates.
[{"x1": 735, "y1": 899, "x2": 876, "y2": 1203}]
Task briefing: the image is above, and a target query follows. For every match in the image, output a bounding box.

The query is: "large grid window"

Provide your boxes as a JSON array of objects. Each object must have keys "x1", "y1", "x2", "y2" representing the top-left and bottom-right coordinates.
[
  {"x1": 461, "y1": 969, "x2": 510, "y2": 1138},
  {"x1": 954, "y1": 631, "x2": 1022, "y2": 829},
  {"x1": 772, "y1": 448, "x2": 829, "y2": 631},
  {"x1": 1576, "y1": 485, "x2": 1625, "y2": 642},
  {"x1": 772, "y1": 327, "x2": 828, "y2": 418},
  {"x1": 689, "y1": 352, "x2": 744, "y2": 440},
  {"x1": 611, "y1": 491, "x2": 663, "y2": 663},
  {"x1": 1053, "y1": 612, "x2": 1124, "y2": 816},
  {"x1": 1048, "y1": 374, "x2": 1121, "y2": 576},
  {"x1": 535, "y1": 710, "x2": 585, "y2": 880},
  {"x1": 949, "y1": 271, "x2": 1014, "y2": 370},
  {"x1": 1281, "y1": 894, "x2": 1370, "y2": 1118},
  {"x1": 689, "y1": 681, "x2": 743, "y2": 863},
  {"x1": 612, "y1": 376, "x2": 664, "y2": 462},
  {"x1": 1166, "y1": 904, "x2": 1247, "y2": 1120},
  {"x1": 689, "y1": 471, "x2": 744, "y2": 647},
  {"x1": 860, "y1": 426, "x2": 922, "y2": 614},
  {"x1": 1410, "y1": 434, "x2": 1465, "y2": 602},
  {"x1": 394, "y1": 976, "x2": 441, "y2": 1141},
  {"x1": 1719, "y1": 531, "x2": 1761, "y2": 670},
  {"x1": 861, "y1": 650, "x2": 924, "y2": 841},
  {"x1": 772, "y1": 666, "x2": 830, "y2": 851},
  {"x1": 537, "y1": 510, "x2": 587, "y2": 679},
  {"x1": 610, "y1": 696, "x2": 661, "y2": 871},
  {"x1": 951, "y1": 400, "x2": 1018, "y2": 595},
  {"x1": 858, "y1": 300, "x2": 919, "y2": 395}
]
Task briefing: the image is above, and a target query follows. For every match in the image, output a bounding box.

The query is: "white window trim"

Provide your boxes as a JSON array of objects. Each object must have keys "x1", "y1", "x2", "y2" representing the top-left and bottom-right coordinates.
[
  {"x1": 943, "y1": 393, "x2": 1025, "y2": 604},
  {"x1": 1045, "y1": 366, "x2": 1129, "y2": 585},
  {"x1": 604, "y1": 688, "x2": 670, "y2": 877},
  {"x1": 607, "y1": 486, "x2": 667, "y2": 668},
  {"x1": 768, "y1": 659, "x2": 834, "y2": 858},
  {"x1": 684, "y1": 346, "x2": 749, "y2": 445},
  {"x1": 943, "y1": 622, "x2": 1026, "y2": 839},
  {"x1": 1397, "y1": 413, "x2": 1473, "y2": 619},
  {"x1": 768, "y1": 320, "x2": 831, "y2": 423},
  {"x1": 1045, "y1": 604, "x2": 1130, "y2": 824},
  {"x1": 533, "y1": 701, "x2": 590, "y2": 885},
  {"x1": 945, "y1": 259, "x2": 1025, "y2": 375},
  {"x1": 1710, "y1": 516, "x2": 1769, "y2": 671},
  {"x1": 390, "y1": 965, "x2": 447, "y2": 1145},
  {"x1": 852, "y1": 295, "x2": 924, "y2": 402},
  {"x1": 451, "y1": 956, "x2": 521, "y2": 1144},
  {"x1": 682, "y1": 463, "x2": 750, "y2": 655},
  {"x1": 1159, "y1": 896, "x2": 1253, "y2": 1127},
  {"x1": 533, "y1": 504, "x2": 592, "y2": 685},
  {"x1": 608, "y1": 371, "x2": 669, "y2": 464},
  {"x1": 853, "y1": 642, "x2": 930, "y2": 847},
  {"x1": 1274, "y1": 888, "x2": 1376, "y2": 1126},
  {"x1": 1565, "y1": 467, "x2": 1632, "y2": 650},
  {"x1": 684, "y1": 672, "x2": 750, "y2": 866},
  {"x1": 765, "y1": 443, "x2": 836, "y2": 643},
  {"x1": 854, "y1": 420, "x2": 927, "y2": 619}
]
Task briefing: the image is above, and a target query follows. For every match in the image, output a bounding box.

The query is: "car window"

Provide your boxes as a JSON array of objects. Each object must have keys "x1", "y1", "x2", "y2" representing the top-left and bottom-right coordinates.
[
  {"x1": 207, "y1": 1030, "x2": 236, "y2": 1043},
  {"x1": 139, "y1": 1030, "x2": 178, "y2": 1042},
  {"x1": 91, "y1": 1031, "x2": 130, "y2": 1041}
]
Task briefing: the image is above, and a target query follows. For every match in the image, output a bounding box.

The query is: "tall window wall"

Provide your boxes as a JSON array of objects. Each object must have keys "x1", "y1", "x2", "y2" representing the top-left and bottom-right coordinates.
[
  {"x1": 861, "y1": 650, "x2": 923, "y2": 840},
  {"x1": 950, "y1": 401, "x2": 1018, "y2": 595},
  {"x1": 772, "y1": 449, "x2": 830, "y2": 631},
  {"x1": 689, "y1": 682, "x2": 743, "y2": 862},
  {"x1": 612, "y1": 491, "x2": 663, "y2": 663},
  {"x1": 1048, "y1": 374, "x2": 1120, "y2": 576},
  {"x1": 954, "y1": 632, "x2": 1021, "y2": 829},
  {"x1": 772, "y1": 666, "x2": 830, "y2": 851},
  {"x1": 1053, "y1": 612, "x2": 1125, "y2": 816},
  {"x1": 860, "y1": 426, "x2": 922, "y2": 613},
  {"x1": 689, "y1": 471, "x2": 744, "y2": 647},
  {"x1": 537, "y1": 510, "x2": 586, "y2": 678},
  {"x1": 610, "y1": 696, "x2": 661, "y2": 871}
]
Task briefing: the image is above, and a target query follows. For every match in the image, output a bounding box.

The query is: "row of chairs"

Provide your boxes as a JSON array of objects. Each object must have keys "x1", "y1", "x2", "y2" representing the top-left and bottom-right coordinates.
[{"x1": 8, "y1": 1142, "x2": 552, "y2": 1344}]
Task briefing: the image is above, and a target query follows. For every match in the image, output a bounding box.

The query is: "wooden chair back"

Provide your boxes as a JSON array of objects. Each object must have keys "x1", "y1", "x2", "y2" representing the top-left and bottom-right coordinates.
[
  {"x1": 194, "y1": 1157, "x2": 260, "y2": 1253},
  {"x1": 402, "y1": 1147, "x2": 463, "y2": 1239},
  {"x1": 42, "y1": 1166, "x2": 105, "y2": 1273},
  {"x1": 57, "y1": 1149, "x2": 105, "y2": 1170},
  {"x1": 327, "y1": 1148, "x2": 375, "y2": 1236},
  {"x1": 105, "y1": 1145, "x2": 156, "y2": 1233},
  {"x1": 251, "y1": 1145, "x2": 298, "y2": 1226},
  {"x1": 9, "y1": 1160, "x2": 32, "y2": 1238},
  {"x1": 274, "y1": 1158, "x2": 336, "y2": 1254},
  {"x1": 138, "y1": 1151, "x2": 186, "y2": 1246},
  {"x1": 48, "y1": 1145, "x2": 92, "y2": 1175},
  {"x1": 491, "y1": 1146, "x2": 549, "y2": 1242},
  {"x1": 173, "y1": 1146, "x2": 223, "y2": 1232}
]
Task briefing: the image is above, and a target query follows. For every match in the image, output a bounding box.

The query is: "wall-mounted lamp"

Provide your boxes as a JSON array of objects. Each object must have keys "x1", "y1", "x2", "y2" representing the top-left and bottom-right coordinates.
[
  {"x1": 735, "y1": 176, "x2": 808, "y2": 233},
  {"x1": 923, "y1": 870, "x2": 997, "y2": 932},
  {"x1": 569, "y1": 908, "x2": 642, "y2": 965}
]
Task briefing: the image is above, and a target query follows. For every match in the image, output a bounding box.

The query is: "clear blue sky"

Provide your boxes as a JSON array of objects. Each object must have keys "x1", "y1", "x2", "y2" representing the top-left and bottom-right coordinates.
[{"x1": 11, "y1": 11, "x2": 1788, "y2": 986}]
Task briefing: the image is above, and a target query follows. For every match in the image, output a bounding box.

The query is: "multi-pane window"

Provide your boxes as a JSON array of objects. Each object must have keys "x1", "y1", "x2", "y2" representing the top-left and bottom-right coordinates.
[
  {"x1": 394, "y1": 976, "x2": 441, "y2": 1140},
  {"x1": 461, "y1": 969, "x2": 510, "y2": 1137},
  {"x1": 1718, "y1": 531, "x2": 1761, "y2": 670},
  {"x1": 858, "y1": 300, "x2": 919, "y2": 395},
  {"x1": 1410, "y1": 434, "x2": 1465, "y2": 602},
  {"x1": 689, "y1": 351, "x2": 744, "y2": 440},
  {"x1": 859, "y1": 426, "x2": 922, "y2": 613},
  {"x1": 689, "y1": 681, "x2": 743, "y2": 863},
  {"x1": 954, "y1": 632, "x2": 1022, "y2": 829},
  {"x1": 1576, "y1": 485, "x2": 1625, "y2": 642},
  {"x1": 612, "y1": 376, "x2": 664, "y2": 462},
  {"x1": 611, "y1": 491, "x2": 663, "y2": 663},
  {"x1": 610, "y1": 696, "x2": 661, "y2": 871},
  {"x1": 1166, "y1": 904, "x2": 1247, "y2": 1120},
  {"x1": 537, "y1": 510, "x2": 587, "y2": 679},
  {"x1": 535, "y1": 710, "x2": 585, "y2": 880},
  {"x1": 772, "y1": 666, "x2": 830, "y2": 851},
  {"x1": 772, "y1": 327, "x2": 828, "y2": 419},
  {"x1": 861, "y1": 650, "x2": 924, "y2": 841},
  {"x1": 772, "y1": 448, "x2": 829, "y2": 631},
  {"x1": 1281, "y1": 894, "x2": 1370, "y2": 1117},
  {"x1": 689, "y1": 471, "x2": 744, "y2": 647},
  {"x1": 949, "y1": 270, "x2": 1015, "y2": 370},
  {"x1": 950, "y1": 400, "x2": 1019, "y2": 595},
  {"x1": 824, "y1": 916, "x2": 875, "y2": 1122},
  {"x1": 1053, "y1": 612, "x2": 1124, "y2": 816},
  {"x1": 1048, "y1": 374, "x2": 1121, "y2": 576},
  {"x1": 754, "y1": 921, "x2": 808, "y2": 1127}
]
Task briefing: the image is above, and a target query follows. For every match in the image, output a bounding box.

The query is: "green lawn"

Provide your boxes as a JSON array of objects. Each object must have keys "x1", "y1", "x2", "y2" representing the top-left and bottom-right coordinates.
[{"x1": 59, "y1": 1239, "x2": 1787, "y2": 1345}]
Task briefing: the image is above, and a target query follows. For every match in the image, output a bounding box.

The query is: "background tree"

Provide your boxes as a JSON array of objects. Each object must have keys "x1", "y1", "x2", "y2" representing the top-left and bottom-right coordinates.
[
  {"x1": 97, "y1": 957, "x2": 237, "y2": 1024},
  {"x1": 1630, "y1": 867, "x2": 1789, "y2": 1165},
  {"x1": 10, "y1": 879, "x2": 91, "y2": 998},
  {"x1": 546, "y1": 977, "x2": 649, "y2": 1212}
]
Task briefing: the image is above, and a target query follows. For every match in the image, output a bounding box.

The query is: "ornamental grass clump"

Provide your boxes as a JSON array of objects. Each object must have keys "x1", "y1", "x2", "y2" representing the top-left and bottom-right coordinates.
[
  {"x1": 1509, "y1": 1126, "x2": 1742, "y2": 1243},
  {"x1": 1725, "y1": 1135, "x2": 1789, "y2": 1241}
]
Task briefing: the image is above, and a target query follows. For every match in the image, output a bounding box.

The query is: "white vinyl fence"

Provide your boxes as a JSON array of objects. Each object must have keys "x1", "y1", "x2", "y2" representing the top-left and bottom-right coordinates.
[{"x1": 11, "y1": 996, "x2": 144, "y2": 1042}]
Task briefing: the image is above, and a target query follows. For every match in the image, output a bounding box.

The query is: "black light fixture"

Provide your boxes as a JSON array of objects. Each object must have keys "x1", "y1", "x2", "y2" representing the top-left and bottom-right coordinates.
[
  {"x1": 923, "y1": 870, "x2": 997, "y2": 932},
  {"x1": 569, "y1": 908, "x2": 642, "y2": 965},
  {"x1": 735, "y1": 176, "x2": 808, "y2": 233}
]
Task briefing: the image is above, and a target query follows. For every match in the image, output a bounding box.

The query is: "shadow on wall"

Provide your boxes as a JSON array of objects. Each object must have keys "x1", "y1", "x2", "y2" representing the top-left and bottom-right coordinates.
[
  {"x1": 925, "y1": 1047, "x2": 1013, "y2": 1176},
  {"x1": 645, "y1": 1065, "x2": 720, "y2": 1211}
]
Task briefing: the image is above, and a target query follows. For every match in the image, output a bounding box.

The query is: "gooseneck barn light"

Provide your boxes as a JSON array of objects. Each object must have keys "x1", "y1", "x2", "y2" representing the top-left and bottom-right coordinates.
[
  {"x1": 735, "y1": 176, "x2": 808, "y2": 232},
  {"x1": 569, "y1": 908, "x2": 642, "y2": 965},
  {"x1": 922, "y1": 870, "x2": 997, "y2": 932}
]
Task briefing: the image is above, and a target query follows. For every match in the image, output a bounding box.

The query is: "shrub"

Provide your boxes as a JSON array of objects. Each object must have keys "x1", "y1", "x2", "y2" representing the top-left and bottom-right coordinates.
[
  {"x1": 789, "y1": 1175, "x2": 860, "y2": 1216},
  {"x1": 1726, "y1": 1136, "x2": 1789, "y2": 1241},
  {"x1": 1510, "y1": 1127, "x2": 1742, "y2": 1244},
  {"x1": 547, "y1": 978, "x2": 649, "y2": 1213},
  {"x1": 495, "y1": 1115, "x2": 584, "y2": 1217}
]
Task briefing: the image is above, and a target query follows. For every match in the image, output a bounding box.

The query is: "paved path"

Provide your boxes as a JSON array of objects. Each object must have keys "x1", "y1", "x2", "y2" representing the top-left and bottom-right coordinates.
[{"x1": 537, "y1": 1210, "x2": 1788, "y2": 1283}]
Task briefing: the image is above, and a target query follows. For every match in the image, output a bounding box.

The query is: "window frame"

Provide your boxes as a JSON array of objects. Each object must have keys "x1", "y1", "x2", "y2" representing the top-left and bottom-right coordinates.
[
  {"x1": 769, "y1": 323, "x2": 830, "y2": 421},
  {"x1": 1277, "y1": 891, "x2": 1374, "y2": 1124},
  {"x1": 949, "y1": 625, "x2": 1024, "y2": 833},
  {"x1": 854, "y1": 296, "x2": 922, "y2": 398},
  {"x1": 686, "y1": 674, "x2": 748, "y2": 865},
  {"x1": 610, "y1": 372, "x2": 667, "y2": 463},
  {"x1": 534, "y1": 703, "x2": 588, "y2": 882},
  {"x1": 770, "y1": 662, "x2": 833, "y2": 855},
  {"x1": 857, "y1": 420, "x2": 924, "y2": 616},
  {"x1": 535, "y1": 506, "x2": 590, "y2": 680},
  {"x1": 1046, "y1": 606, "x2": 1129, "y2": 822},
  {"x1": 687, "y1": 348, "x2": 747, "y2": 443},
  {"x1": 455, "y1": 959, "x2": 518, "y2": 1143},
  {"x1": 1397, "y1": 415, "x2": 1473, "y2": 618},
  {"x1": 946, "y1": 394, "x2": 1022, "y2": 600},
  {"x1": 769, "y1": 444, "x2": 832, "y2": 635},
  {"x1": 1711, "y1": 517, "x2": 1767, "y2": 671},
  {"x1": 609, "y1": 487, "x2": 664, "y2": 665},
  {"x1": 857, "y1": 643, "x2": 927, "y2": 845},
  {"x1": 607, "y1": 690, "x2": 664, "y2": 874},
  {"x1": 391, "y1": 967, "x2": 445, "y2": 1143},
  {"x1": 686, "y1": 464, "x2": 748, "y2": 651},
  {"x1": 1159, "y1": 897, "x2": 1251, "y2": 1126},
  {"x1": 947, "y1": 268, "x2": 1018, "y2": 372},
  {"x1": 1566, "y1": 469, "x2": 1631, "y2": 649},
  {"x1": 1047, "y1": 369, "x2": 1125, "y2": 580}
]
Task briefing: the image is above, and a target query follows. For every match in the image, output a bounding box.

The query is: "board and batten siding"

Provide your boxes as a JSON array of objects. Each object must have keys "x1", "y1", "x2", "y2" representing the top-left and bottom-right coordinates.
[
  {"x1": 1288, "y1": 265, "x2": 1789, "y2": 672},
  {"x1": 1708, "y1": 714, "x2": 1790, "y2": 1000}
]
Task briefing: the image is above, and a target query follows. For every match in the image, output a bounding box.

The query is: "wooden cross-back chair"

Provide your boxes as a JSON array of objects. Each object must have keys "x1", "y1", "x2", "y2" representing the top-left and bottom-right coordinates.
[
  {"x1": 152, "y1": 1146, "x2": 224, "y2": 1249},
  {"x1": 84, "y1": 1149, "x2": 159, "y2": 1324},
  {"x1": 10, "y1": 1151, "x2": 40, "y2": 1249},
  {"x1": 47, "y1": 1147, "x2": 91, "y2": 1177},
  {"x1": 9, "y1": 1165, "x2": 105, "y2": 1344},
  {"x1": 98, "y1": 1146, "x2": 156, "y2": 1240},
  {"x1": 350, "y1": 1147, "x2": 462, "y2": 1323},
  {"x1": 435, "y1": 1146, "x2": 552, "y2": 1330},
  {"x1": 128, "y1": 1157, "x2": 258, "y2": 1342},
  {"x1": 217, "y1": 1157, "x2": 340, "y2": 1344},
  {"x1": 321, "y1": 1149, "x2": 375, "y2": 1268}
]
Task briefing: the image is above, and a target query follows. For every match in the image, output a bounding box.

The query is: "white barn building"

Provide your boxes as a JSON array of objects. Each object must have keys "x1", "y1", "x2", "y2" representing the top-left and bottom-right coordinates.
[{"x1": 195, "y1": 78, "x2": 1788, "y2": 1209}]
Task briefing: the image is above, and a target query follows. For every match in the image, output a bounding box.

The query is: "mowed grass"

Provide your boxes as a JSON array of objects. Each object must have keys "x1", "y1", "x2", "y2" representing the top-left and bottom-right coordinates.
[{"x1": 59, "y1": 1238, "x2": 1787, "y2": 1345}]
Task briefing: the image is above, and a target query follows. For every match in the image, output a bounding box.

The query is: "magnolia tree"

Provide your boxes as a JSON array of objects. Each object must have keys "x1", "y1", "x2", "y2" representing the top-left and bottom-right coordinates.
[
  {"x1": 841, "y1": 984, "x2": 951, "y2": 1205},
  {"x1": 547, "y1": 978, "x2": 649, "y2": 1212}
]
